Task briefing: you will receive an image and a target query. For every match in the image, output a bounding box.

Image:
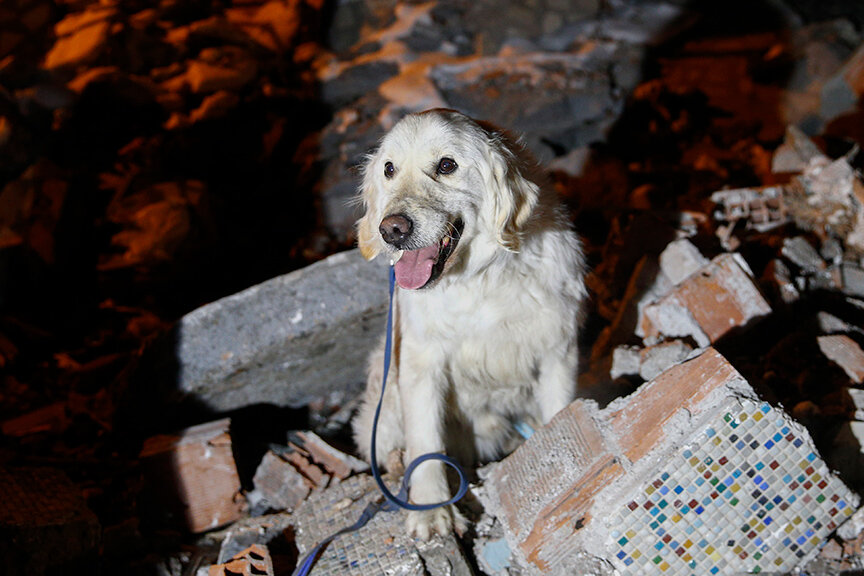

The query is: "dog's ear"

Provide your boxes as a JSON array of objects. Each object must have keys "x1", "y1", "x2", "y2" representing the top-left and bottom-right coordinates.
[
  {"x1": 356, "y1": 211, "x2": 380, "y2": 261},
  {"x1": 487, "y1": 135, "x2": 540, "y2": 252},
  {"x1": 356, "y1": 157, "x2": 382, "y2": 261}
]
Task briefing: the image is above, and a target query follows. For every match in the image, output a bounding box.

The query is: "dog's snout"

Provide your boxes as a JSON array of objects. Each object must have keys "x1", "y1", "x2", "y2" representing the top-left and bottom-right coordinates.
[{"x1": 379, "y1": 214, "x2": 413, "y2": 246}]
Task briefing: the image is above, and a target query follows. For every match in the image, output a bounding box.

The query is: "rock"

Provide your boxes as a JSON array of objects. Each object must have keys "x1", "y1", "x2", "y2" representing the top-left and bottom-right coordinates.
[
  {"x1": 848, "y1": 388, "x2": 864, "y2": 421},
  {"x1": 772, "y1": 125, "x2": 826, "y2": 174},
  {"x1": 232, "y1": 0, "x2": 302, "y2": 53},
  {"x1": 429, "y1": 44, "x2": 642, "y2": 158},
  {"x1": 43, "y1": 7, "x2": 115, "y2": 70},
  {"x1": 818, "y1": 334, "x2": 864, "y2": 383},
  {"x1": 610, "y1": 345, "x2": 641, "y2": 380},
  {"x1": 162, "y1": 47, "x2": 258, "y2": 94},
  {"x1": 99, "y1": 180, "x2": 207, "y2": 270},
  {"x1": 481, "y1": 348, "x2": 860, "y2": 574},
  {"x1": 206, "y1": 544, "x2": 274, "y2": 576},
  {"x1": 638, "y1": 339, "x2": 693, "y2": 381},
  {"x1": 658, "y1": 238, "x2": 709, "y2": 285},
  {"x1": 320, "y1": 60, "x2": 400, "y2": 107},
  {"x1": 166, "y1": 249, "x2": 389, "y2": 412},
  {"x1": 782, "y1": 235, "x2": 826, "y2": 274}
]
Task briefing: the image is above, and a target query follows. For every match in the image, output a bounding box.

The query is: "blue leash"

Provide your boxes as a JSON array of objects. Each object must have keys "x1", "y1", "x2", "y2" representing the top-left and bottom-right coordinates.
[{"x1": 292, "y1": 266, "x2": 469, "y2": 576}]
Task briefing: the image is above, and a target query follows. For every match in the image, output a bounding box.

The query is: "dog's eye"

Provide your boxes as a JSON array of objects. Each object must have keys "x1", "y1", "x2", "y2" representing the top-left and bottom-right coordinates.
[
  {"x1": 437, "y1": 157, "x2": 457, "y2": 175},
  {"x1": 384, "y1": 161, "x2": 395, "y2": 179}
]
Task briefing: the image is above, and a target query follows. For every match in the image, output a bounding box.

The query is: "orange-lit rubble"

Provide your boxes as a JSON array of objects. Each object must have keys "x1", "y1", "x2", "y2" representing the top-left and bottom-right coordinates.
[{"x1": 3, "y1": 0, "x2": 864, "y2": 574}]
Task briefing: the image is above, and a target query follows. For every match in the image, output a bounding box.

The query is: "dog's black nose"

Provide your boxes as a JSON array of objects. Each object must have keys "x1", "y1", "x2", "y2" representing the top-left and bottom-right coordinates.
[{"x1": 379, "y1": 214, "x2": 413, "y2": 246}]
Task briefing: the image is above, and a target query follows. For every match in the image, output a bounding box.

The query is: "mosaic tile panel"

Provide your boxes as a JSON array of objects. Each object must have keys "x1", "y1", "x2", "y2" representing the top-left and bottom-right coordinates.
[
  {"x1": 607, "y1": 400, "x2": 858, "y2": 575},
  {"x1": 293, "y1": 475, "x2": 426, "y2": 576}
]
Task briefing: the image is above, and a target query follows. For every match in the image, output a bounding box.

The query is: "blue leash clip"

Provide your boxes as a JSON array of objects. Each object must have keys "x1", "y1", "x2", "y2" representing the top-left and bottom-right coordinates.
[{"x1": 292, "y1": 266, "x2": 469, "y2": 576}]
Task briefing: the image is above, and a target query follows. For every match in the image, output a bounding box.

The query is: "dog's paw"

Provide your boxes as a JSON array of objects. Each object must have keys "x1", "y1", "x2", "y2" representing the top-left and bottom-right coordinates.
[{"x1": 406, "y1": 505, "x2": 468, "y2": 540}]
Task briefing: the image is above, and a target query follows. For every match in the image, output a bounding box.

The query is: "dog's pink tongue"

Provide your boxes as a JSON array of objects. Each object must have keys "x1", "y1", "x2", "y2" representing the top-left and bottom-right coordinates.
[{"x1": 394, "y1": 245, "x2": 439, "y2": 289}]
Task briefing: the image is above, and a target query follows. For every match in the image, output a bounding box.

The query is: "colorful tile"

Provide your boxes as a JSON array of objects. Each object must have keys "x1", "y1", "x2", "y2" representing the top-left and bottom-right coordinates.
[{"x1": 607, "y1": 400, "x2": 858, "y2": 575}]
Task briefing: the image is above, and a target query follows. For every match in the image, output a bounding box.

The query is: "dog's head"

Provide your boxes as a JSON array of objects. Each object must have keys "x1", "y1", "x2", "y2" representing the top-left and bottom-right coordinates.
[{"x1": 356, "y1": 109, "x2": 540, "y2": 290}]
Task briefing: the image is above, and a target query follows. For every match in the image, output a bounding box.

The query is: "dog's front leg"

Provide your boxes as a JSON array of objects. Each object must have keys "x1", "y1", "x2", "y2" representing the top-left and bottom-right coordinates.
[
  {"x1": 537, "y1": 345, "x2": 579, "y2": 424},
  {"x1": 399, "y1": 358, "x2": 465, "y2": 539}
]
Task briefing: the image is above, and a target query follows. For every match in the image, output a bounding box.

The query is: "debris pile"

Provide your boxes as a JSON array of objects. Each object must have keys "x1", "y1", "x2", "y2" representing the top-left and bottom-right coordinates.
[
  {"x1": 479, "y1": 348, "x2": 859, "y2": 574},
  {"x1": 3, "y1": 0, "x2": 864, "y2": 574}
]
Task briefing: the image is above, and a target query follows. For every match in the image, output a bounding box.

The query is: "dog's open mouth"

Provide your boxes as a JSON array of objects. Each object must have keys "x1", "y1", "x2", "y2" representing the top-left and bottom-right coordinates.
[{"x1": 393, "y1": 219, "x2": 463, "y2": 290}]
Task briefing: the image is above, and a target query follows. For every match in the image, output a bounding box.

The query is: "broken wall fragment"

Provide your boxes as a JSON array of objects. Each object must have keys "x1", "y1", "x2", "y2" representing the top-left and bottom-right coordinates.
[
  {"x1": 639, "y1": 253, "x2": 772, "y2": 347},
  {"x1": 482, "y1": 348, "x2": 860, "y2": 574},
  {"x1": 139, "y1": 418, "x2": 246, "y2": 533}
]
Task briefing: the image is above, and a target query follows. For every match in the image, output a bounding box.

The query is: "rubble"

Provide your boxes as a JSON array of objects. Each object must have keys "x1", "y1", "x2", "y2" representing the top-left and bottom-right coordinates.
[
  {"x1": 164, "y1": 249, "x2": 389, "y2": 412},
  {"x1": 292, "y1": 474, "x2": 474, "y2": 575},
  {"x1": 248, "y1": 431, "x2": 368, "y2": 514},
  {"x1": 818, "y1": 334, "x2": 864, "y2": 383},
  {"x1": 639, "y1": 253, "x2": 772, "y2": 347},
  {"x1": 5, "y1": 0, "x2": 864, "y2": 573},
  {"x1": 0, "y1": 467, "x2": 101, "y2": 574},
  {"x1": 206, "y1": 544, "x2": 274, "y2": 576},
  {"x1": 250, "y1": 450, "x2": 312, "y2": 513},
  {"x1": 139, "y1": 418, "x2": 246, "y2": 533},
  {"x1": 480, "y1": 348, "x2": 860, "y2": 574}
]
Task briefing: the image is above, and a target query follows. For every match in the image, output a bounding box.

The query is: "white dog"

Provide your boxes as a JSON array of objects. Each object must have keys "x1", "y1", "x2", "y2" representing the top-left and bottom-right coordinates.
[{"x1": 352, "y1": 109, "x2": 587, "y2": 539}]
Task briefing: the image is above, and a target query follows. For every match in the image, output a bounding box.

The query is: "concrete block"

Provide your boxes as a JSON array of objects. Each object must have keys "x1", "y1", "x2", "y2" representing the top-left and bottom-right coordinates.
[
  {"x1": 640, "y1": 253, "x2": 772, "y2": 347},
  {"x1": 638, "y1": 340, "x2": 694, "y2": 381},
  {"x1": 610, "y1": 345, "x2": 641, "y2": 380},
  {"x1": 847, "y1": 388, "x2": 864, "y2": 421},
  {"x1": 165, "y1": 249, "x2": 389, "y2": 412},
  {"x1": 140, "y1": 418, "x2": 246, "y2": 533},
  {"x1": 208, "y1": 544, "x2": 274, "y2": 576},
  {"x1": 0, "y1": 467, "x2": 100, "y2": 574},
  {"x1": 481, "y1": 348, "x2": 860, "y2": 575},
  {"x1": 292, "y1": 474, "x2": 473, "y2": 575},
  {"x1": 818, "y1": 335, "x2": 864, "y2": 384},
  {"x1": 659, "y1": 239, "x2": 709, "y2": 286},
  {"x1": 782, "y1": 236, "x2": 826, "y2": 274},
  {"x1": 772, "y1": 125, "x2": 826, "y2": 174}
]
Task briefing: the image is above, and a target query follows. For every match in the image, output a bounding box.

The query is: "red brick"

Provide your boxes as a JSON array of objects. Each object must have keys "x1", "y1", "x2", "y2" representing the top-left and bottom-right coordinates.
[
  {"x1": 609, "y1": 348, "x2": 742, "y2": 464},
  {"x1": 488, "y1": 401, "x2": 616, "y2": 544},
  {"x1": 140, "y1": 418, "x2": 245, "y2": 533},
  {"x1": 209, "y1": 544, "x2": 274, "y2": 576},
  {"x1": 640, "y1": 253, "x2": 771, "y2": 346}
]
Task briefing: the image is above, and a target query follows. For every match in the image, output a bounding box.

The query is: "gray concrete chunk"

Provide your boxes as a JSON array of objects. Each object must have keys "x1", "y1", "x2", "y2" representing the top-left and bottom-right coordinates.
[{"x1": 172, "y1": 249, "x2": 389, "y2": 411}]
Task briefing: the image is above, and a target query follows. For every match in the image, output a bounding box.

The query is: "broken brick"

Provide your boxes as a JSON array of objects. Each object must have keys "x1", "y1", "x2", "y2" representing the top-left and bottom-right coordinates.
[
  {"x1": 208, "y1": 543, "x2": 274, "y2": 576},
  {"x1": 481, "y1": 348, "x2": 860, "y2": 574},
  {"x1": 818, "y1": 334, "x2": 864, "y2": 384},
  {"x1": 139, "y1": 418, "x2": 246, "y2": 533},
  {"x1": 250, "y1": 450, "x2": 312, "y2": 513},
  {"x1": 711, "y1": 186, "x2": 790, "y2": 233},
  {"x1": 289, "y1": 430, "x2": 368, "y2": 481},
  {"x1": 640, "y1": 253, "x2": 771, "y2": 347}
]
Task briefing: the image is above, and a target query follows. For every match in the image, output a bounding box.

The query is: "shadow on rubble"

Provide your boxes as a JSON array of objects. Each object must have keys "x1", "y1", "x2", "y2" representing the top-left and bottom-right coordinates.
[
  {"x1": 568, "y1": 0, "x2": 795, "y2": 396},
  {"x1": 567, "y1": 0, "x2": 864, "y2": 495}
]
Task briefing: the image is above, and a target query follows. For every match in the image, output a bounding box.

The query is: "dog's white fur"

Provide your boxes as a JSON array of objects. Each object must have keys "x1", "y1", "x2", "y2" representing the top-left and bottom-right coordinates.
[{"x1": 352, "y1": 109, "x2": 587, "y2": 538}]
